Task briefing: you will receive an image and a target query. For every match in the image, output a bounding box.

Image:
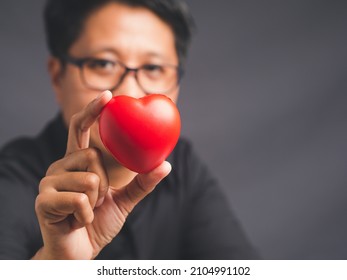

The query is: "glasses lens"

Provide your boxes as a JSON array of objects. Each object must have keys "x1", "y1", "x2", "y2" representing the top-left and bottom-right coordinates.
[
  {"x1": 137, "y1": 65, "x2": 179, "y2": 94},
  {"x1": 82, "y1": 59, "x2": 124, "y2": 90}
]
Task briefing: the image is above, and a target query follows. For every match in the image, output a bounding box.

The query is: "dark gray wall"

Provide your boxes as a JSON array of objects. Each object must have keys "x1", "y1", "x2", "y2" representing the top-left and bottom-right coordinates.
[{"x1": 1, "y1": 0, "x2": 347, "y2": 259}]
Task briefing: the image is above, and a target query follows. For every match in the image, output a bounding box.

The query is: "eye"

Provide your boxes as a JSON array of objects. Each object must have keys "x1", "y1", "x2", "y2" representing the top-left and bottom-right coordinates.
[
  {"x1": 86, "y1": 59, "x2": 116, "y2": 71},
  {"x1": 142, "y1": 64, "x2": 164, "y2": 72},
  {"x1": 142, "y1": 64, "x2": 165, "y2": 79}
]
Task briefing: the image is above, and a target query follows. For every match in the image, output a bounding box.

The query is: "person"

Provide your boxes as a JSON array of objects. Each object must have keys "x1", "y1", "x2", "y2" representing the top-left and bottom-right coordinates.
[{"x1": 0, "y1": 0, "x2": 259, "y2": 259}]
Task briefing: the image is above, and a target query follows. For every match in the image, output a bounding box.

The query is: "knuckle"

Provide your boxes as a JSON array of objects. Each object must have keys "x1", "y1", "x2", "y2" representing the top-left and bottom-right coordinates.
[
  {"x1": 84, "y1": 147, "x2": 100, "y2": 162},
  {"x1": 38, "y1": 176, "x2": 52, "y2": 193},
  {"x1": 72, "y1": 193, "x2": 89, "y2": 208},
  {"x1": 85, "y1": 215, "x2": 94, "y2": 225},
  {"x1": 84, "y1": 173, "x2": 100, "y2": 189},
  {"x1": 135, "y1": 175, "x2": 150, "y2": 194},
  {"x1": 69, "y1": 112, "x2": 86, "y2": 132},
  {"x1": 69, "y1": 113, "x2": 80, "y2": 126},
  {"x1": 46, "y1": 165, "x2": 55, "y2": 175},
  {"x1": 34, "y1": 193, "x2": 47, "y2": 214},
  {"x1": 46, "y1": 160, "x2": 60, "y2": 175}
]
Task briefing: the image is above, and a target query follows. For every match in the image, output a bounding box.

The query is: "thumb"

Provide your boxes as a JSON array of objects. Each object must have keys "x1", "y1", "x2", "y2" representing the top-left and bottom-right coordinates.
[{"x1": 114, "y1": 161, "x2": 172, "y2": 215}]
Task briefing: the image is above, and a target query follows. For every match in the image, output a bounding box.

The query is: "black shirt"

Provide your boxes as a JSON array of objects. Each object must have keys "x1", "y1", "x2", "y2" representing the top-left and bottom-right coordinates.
[{"x1": 0, "y1": 114, "x2": 258, "y2": 259}]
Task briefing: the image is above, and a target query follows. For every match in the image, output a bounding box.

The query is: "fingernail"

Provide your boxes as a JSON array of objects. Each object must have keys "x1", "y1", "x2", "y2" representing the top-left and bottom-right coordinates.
[
  {"x1": 164, "y1": 161, "x2": 172, "y2": 175},
  {"x1": 104, "y1": 90, "x2": 112, "y2": 98},
  {"x1": 95, "y1": 91, "x2": 105, "y2": 100},
  {"x1": 95, "y1": 197, "x2": 105, "y2": 208}
]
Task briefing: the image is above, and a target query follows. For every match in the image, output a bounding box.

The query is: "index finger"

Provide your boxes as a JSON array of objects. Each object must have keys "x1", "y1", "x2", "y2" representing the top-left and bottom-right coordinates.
[{"x1": 66, "y1": 90, "x2": 112, "y2": 155}]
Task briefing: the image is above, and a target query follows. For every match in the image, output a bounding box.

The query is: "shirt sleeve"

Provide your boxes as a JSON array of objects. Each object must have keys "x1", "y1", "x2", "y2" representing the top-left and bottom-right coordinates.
[{"x1": 176, "y1": 140, "x2": 260, "y2": 259}]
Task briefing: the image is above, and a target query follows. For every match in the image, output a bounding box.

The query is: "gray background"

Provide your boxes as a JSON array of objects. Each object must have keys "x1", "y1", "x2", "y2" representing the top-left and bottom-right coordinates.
[{"x1": 0, "y1": 0, "x2": 346, "y2": 259}]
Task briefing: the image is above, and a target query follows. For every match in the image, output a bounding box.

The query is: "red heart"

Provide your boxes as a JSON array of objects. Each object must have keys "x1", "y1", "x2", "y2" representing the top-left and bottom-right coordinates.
[{"x1": 99, "y1": 94, "x2": 181, "y2": 173}]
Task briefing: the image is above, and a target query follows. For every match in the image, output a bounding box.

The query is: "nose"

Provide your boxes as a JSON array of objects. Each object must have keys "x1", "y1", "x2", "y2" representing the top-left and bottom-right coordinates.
[{"x1": 111, "y1": 70, "x2": 146, "y2": 99}]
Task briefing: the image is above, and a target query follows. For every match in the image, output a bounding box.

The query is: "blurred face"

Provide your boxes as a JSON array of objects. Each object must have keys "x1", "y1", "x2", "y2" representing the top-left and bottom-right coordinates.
[{"x1": 48, "y1": 3, "x2": 179, "y2": 164}]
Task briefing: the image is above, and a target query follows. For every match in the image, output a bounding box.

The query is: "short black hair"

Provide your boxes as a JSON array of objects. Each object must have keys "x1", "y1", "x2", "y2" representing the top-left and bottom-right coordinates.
[{"x1": 44, "y1": 0, "x2": 195, "y2": 66}]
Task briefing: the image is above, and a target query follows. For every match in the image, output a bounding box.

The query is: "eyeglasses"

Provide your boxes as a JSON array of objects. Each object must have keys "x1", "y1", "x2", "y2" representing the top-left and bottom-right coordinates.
[{"x1": 63, "y1": 55, "x2": 183, "y2": 94}]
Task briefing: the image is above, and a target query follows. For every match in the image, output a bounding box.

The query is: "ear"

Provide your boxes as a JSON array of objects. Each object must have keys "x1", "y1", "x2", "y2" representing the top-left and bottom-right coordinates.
[{"x1": 47, "y1": 56, "x2": 64, "y2": 105}]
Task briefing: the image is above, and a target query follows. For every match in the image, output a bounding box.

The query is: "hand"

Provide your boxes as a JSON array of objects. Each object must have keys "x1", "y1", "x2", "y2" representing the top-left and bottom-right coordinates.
[{"x1": 33, "y1": 91, "x2": 171, "y2": 259}]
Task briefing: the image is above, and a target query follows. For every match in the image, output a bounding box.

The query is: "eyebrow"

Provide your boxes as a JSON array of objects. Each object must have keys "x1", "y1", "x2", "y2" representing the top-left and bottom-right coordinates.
[
  {"x1": 144, "y1": 52, "x2": 167, "y2": 59},
  {"x1": 86, "y1": 47, "x2": 121, "y2": 57},
  {"x1": 87, "y1": 47, "x2": 168, "y2": 60}
]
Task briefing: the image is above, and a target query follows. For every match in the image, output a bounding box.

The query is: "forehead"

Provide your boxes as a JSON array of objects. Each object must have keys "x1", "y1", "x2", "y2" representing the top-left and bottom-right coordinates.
[{"x1": 69, "y1": 2, "x2": 177, "y2": 63}]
